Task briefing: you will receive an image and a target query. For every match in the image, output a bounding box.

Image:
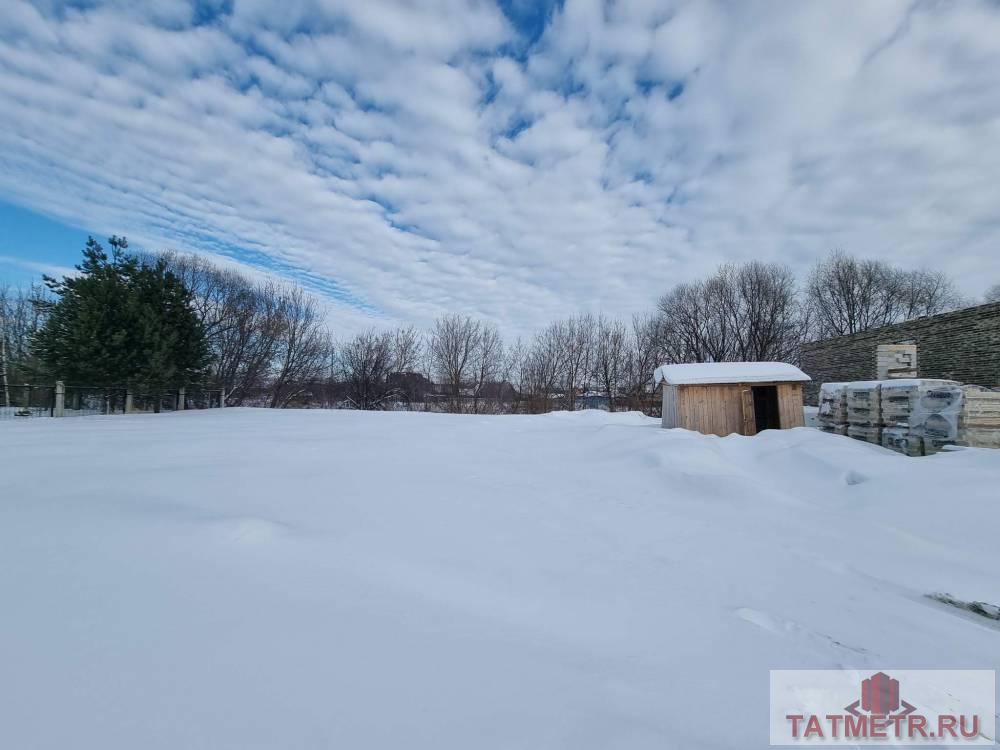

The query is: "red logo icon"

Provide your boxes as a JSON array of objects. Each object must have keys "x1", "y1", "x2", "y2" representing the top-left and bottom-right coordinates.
[{"x1": 846, "y1": 672, "x2": 916, "y2": 718}]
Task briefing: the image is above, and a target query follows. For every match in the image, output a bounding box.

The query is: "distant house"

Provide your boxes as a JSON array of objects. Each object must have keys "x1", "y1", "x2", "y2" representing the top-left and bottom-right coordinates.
[
  {"x1": 387, "y1": 371, "x2": 434, "y2": 403},
  {"x1": 654, "y1": 362, "x2": 810, "y2": 436},
  {"x1": 476, "y1": 380, "x2": 519, "y2": 401},
  {"x1": 576, "y1": 391, "x2": 610, "y2": 410}
]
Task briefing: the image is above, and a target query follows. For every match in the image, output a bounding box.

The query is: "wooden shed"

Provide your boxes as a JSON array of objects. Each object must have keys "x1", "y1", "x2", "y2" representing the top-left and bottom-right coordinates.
[{"x1": 654, "y1": 362, "x2": 810, "y2": 436}]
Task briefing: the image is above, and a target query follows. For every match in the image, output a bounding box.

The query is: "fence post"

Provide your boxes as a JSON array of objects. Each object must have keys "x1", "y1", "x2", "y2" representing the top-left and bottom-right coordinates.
[
  {"x1": 178, "y1": 386, "x2": 186, "y2": 411},
  {"x1": 220, "y1": 388, "x2": 226, "y2": 408},
  {"x1": 125, "y1": 389, "x2": 134, "y2": 414},
  {"x1": 54, "y1": 381, "x2": 65, "y2": 417}
]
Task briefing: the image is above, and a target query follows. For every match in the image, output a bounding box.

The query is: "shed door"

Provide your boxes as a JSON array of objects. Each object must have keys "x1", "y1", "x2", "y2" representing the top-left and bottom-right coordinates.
[{"x1": 740, "y1": 388, "x2": 756, "y2": 435}]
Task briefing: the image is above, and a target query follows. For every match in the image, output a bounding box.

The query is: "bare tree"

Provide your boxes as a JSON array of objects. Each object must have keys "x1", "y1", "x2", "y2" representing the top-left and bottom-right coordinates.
[
  {"x1": 334, "y1": 326, "x2": 428, "y2": 410},
  {"x1": 269, "y1": 286, "x2": 332, "y2": 408},
  {"x1": 806, "y1": 252, "x2": 894, "y2": 337},
  {"x1": 149, "y1": 252, "x2": 240, "y2": 345},
  {"x1": 471, "y1": 322, "x2": 504, "y2": 414},
  {"x1": 656, "y1": 258, "x2": 835, "y2": 369},
  {"x1": 657, "y1": 280, "x2": 731, "y2": 364},
  {"x1": 986, "y1": 283, "x2": 1000, "y2": 303},
  {"x1": 719, "y1": 262, "x2": 804, "y2": 361},
  {"x1": 560, "y1": 313, "x2": 595, "y2": 410},
  {"x1": 429, "y1": 314, "x2": 481, "y2": 412},
  {"x1": 657, "y1": 261, "x2": 803, "y2": 364},
  {"x1": 522, "y1": 321, "x2": 567, "y2": 413},
  {"x1": 152, "y1": 253, "x2": 358, "y2": 408},
  {"x1": 0, "y1": 283, "x2": 48, "y2": 388},
  {"x1": 592, "y1": 316, "x2": 627, "y2": 412},
  {"x1": 151, "y1": 253, "x2": 284, "y2": 404},
  {"x1": 895, "y1": 268, "x2": 965, "y2": 320},
  {"x1": 624, "y1": 313, "x2": 661, "y2": 408},
  {"x1": 337, "y1": 329, "x2": 394, "y2": 410},
  {"x1": 391, "y1": 326, "x2": 422, "y2": 374},
  {"x1": 505, "y1": 338, "x2": 527, "y2": 414},
  {"x1": 806, "y1": 251, "x2": 962, "y2": 339},
  {"x1": 213, "y1": 280, "x2": 285, "y2": 405}
]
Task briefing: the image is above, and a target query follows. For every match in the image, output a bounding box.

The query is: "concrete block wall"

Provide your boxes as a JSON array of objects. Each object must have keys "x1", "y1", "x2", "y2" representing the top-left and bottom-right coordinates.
[{"x1": 800, "y1": 302, "x2": 1000, "y2": 404}]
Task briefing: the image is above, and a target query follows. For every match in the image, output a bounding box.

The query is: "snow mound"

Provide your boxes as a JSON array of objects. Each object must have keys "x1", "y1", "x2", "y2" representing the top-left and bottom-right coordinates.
[
  {"x1": 1, "y1": 408, "x2": 997, "y2": 749},
  {"x1": 542, "y1": 408, "x2": 656, "y2": 425},
  {"x1": 206, "y1": 516, "x2": 290, "y2": 544}
]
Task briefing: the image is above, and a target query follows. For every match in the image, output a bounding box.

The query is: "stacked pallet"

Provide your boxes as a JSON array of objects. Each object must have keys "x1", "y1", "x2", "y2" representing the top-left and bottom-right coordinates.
[
  {"x1": 880, "y1": 379, "x2": 963, "y2": 455},
  {"x1": 846, "y1": 381, "x2": 882, "y2": 444},
  {"x1": 881, "y1": 428, "x2": 923, "y2": 457},
  {"x1": 817, "y1": 382, "x2": 848, "y2": 435},
  {"x1": 821, "y1": 377, "x2": 1000, "y2": 454},
  {"x1": 957, "y1": 387, "x2": 1000, "y2": 449},
  {"x1": 876, "y1": 344, "x2": 917, "y2": 380}
]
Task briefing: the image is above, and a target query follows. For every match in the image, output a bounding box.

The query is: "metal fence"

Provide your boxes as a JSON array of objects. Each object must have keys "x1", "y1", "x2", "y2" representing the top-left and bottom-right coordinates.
[
  {"x1": 181, "y1": 388, "x2": 225, "y2": 410},
  {"x1": 0, "y1": 383, "x2": 225, "y2": 420},
  {"x1": 61, "y1": 386, "x2": 128, "y2": 417},
  {"x1": 0, "y1": 384, "x2": 55, "y2": 419}
]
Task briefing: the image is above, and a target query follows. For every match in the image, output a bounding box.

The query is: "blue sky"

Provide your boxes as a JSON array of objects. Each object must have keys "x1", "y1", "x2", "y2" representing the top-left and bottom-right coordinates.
[
  {"x1": 0, "y1": 201, "x2": 91, "y2": 284},
  {"x1": 1, "y1": 0, "x2": 999, "y2": 334}
]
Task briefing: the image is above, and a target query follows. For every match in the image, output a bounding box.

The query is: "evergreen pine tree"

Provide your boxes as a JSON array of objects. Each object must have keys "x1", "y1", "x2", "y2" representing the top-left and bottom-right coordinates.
[
  {"x1": 33, "y1": 237, "x2": 208, "y2": 391},
  {"x1": 129, "y1": 257, "x2": 208, "y2": 397},
  {"x1": 34, "y1": 236, "x2": 136, "y2": 383}
]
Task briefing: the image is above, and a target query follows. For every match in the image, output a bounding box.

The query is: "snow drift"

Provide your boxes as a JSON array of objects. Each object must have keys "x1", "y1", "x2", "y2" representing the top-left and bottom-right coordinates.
[{"x1": 1, "y1": 409, "x2": 997, "y2": 749}]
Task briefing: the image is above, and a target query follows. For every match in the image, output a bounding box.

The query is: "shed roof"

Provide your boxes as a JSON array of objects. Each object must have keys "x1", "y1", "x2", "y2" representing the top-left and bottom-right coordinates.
[{"x1": 653, "y1": 361, "x2": 811, "y2": 386}]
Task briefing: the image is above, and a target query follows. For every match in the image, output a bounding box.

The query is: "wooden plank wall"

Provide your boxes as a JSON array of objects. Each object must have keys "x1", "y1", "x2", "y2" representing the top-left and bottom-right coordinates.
[
  {"x1": 661, "y1": 385, "x2": 679, "y2": 428},
  {"x1": 672, "y1": 381, "x2": 805, "y2": 435},
  {"x1": 777, "y1": 383, "x2": 805, "y2": 428},
  {"x1": 676, "y1": 384, "x2": 745, "y2": 436}
]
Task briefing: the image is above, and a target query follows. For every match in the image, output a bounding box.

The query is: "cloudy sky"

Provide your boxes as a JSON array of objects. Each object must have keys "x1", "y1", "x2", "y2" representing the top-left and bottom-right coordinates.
[{"x1": 1, "y1": 0, "x2": 999, "y2": 335}]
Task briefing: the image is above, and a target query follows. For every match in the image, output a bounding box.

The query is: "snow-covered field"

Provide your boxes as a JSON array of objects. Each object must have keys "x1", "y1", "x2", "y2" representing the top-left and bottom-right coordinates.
[{"x1": 1, "y1": 409, "x2": 997, "y2": 749}]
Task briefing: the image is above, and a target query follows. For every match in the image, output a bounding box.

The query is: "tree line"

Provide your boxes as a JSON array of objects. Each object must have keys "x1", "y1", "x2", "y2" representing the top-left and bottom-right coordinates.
[{"x1": 1, "y1": 238, "x2": 988, "y2": 414}]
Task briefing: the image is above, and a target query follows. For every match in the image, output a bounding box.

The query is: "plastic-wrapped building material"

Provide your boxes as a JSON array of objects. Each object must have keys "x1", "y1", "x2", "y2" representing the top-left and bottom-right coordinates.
[
  {"x1": 846, "y1": 382, "x2": 882, "y2": 426},
  {"x1": 956, "y1": 428, "x2": 1000, "y2": 449},
  {"x1": 961, "y1": 387, "x2": 1000, "y2": 420},
  {"x1": 875, "y1": 379, "x2": 964, "y2": 454},
  {"x1": 882, "y1": 427, "x2": 922, "y2": 457},
  {"x1": 880, "y1": 379, "x2": 950, "y2": 426},
  {"x1": 824, "y1": 378, "x2": 998, "y2": 454},
  {"x1": 880, "y1": 380, "x2": 962, "y2": 435},
  {"x1": 848, "y1": 424, "x2": 882, "y2": 445},
  {"x1": 922, "y1": 436, "x2": 957, "y2": 455},
  {"x1": 818, "y1": 382, "x2": 848, "y2": 426},
  {"x1": 958, "y1": 387, "x2": 1000, "y2": 448},
  {"x1": 907, "y1": 382, "x2": 962, "y2": 441}
]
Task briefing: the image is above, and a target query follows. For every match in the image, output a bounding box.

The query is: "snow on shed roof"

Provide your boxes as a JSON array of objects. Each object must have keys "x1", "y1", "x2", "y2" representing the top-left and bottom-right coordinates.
[{"x1": 653, "y1": 362, "x2": 811, "y2": 386}]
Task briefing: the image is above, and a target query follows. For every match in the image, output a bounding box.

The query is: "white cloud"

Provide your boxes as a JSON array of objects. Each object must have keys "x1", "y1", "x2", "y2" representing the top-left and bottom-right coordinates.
[
  {"x1": 0, "y1": 0, "x2": 998, "y2": 338},
  {"x1": 0, "y1": 254, "x2": 77, "y2": 280}
]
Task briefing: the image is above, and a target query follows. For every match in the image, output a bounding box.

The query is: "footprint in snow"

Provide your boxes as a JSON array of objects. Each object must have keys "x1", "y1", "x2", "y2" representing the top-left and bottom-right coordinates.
[
  {"x1": 842, "y1": 469, "x2": 867, "y2": 486},
  {"x1": 735, "y1": 607, "x2": 869, "y2": 658},
  {"x1": 735, "y1": 607, "x2": 789, "y2": 635}
]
